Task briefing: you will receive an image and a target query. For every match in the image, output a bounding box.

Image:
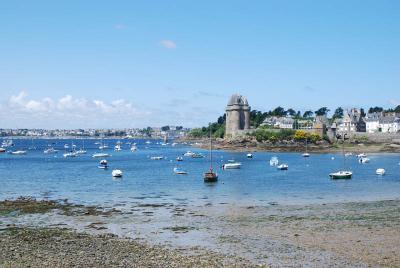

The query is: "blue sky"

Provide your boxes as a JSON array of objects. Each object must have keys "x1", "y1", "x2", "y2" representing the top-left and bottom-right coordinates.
[{"x1": 1, "y1": 1, "x2": 399, "y2": 128}]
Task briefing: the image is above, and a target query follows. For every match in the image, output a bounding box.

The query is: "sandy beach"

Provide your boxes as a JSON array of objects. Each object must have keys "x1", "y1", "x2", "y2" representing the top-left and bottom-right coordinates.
[{"x1": 1, "y1": 197, "x2": 399, "y2": 267}]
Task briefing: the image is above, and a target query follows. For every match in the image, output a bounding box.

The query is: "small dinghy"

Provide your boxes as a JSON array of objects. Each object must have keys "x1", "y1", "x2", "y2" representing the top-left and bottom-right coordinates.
[
  {"x1": 98, "y1": 159, "x2": 108, "y2": 169},
  {"x1": 112, "y1": 169, "x2": 123, "y2": 177},
  {"x1": 173, "y1": 167, "x2": 187, "y2": 175},
  {"x1": 222, "y1": 162, "x2": 242, "y2": 169},
  {"x1": 376, "y1": 168, "x2": 385, "y2": 175},
  {"x1": 246, "y1": 153, "x2": 253, "y2": 158},
  {"x1": 269, "y1": 156, "x2": 279, "y2": 166},
  {"x1": 176, "y1": 156, "x2": 183, "y2": 161},
  {"x1": 359, "y1": 157, "x2": 370, "y2": 163},
  {"x1": 277, "y1": 164, "x2": 288, "y2": 170},
  {"x1": 150, "y1": 156, "x2": 164, "y2": 160},
  {"x1": 329, "y1": 170, "x2": 352, "y2": 179},
  {"x1": 357, "y1": 153, "x2": 367, "y2": 158}
]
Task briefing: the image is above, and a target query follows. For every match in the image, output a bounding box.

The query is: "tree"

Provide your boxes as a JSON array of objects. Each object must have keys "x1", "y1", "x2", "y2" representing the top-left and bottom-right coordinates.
[
  {"x1": 315, "y1": 107, "x2": 330, "y2": 116},
  {"x1": 303, "y1": 110, "x2": 314, "y2": 118},
  {"x1": 286, "y1": 108, "x2": 296, "y2": 117},
  {"x1": 360, "y1": 108, "x2": 366, "y2": 117},
  {"x1": 333, "y1": 107, "x2": 344, "y2": 119},
  {"x1": 161, "y1": 126, "x2": 170, "y2": 131},
  {"x1": 271, "y1": 106, "x2": 286, "y2": 117},
  {"x1": 395, "y1": 105, "x2": 400, "y2": 113},
  {"x1": 368, "y1": 106, "x2": 383, "y2": 114},
  {"x1": 217, "y1": 114, "x2": 226, "y2": 124}
]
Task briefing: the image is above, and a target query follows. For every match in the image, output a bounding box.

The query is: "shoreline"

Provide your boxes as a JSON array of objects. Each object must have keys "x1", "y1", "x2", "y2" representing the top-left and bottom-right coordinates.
[
  {"x1": 1, "y1": 197, "x2": 399, "y2": 267},
  {"x1": 182, "y1": 138, "x2": 400, "y2": 153}
]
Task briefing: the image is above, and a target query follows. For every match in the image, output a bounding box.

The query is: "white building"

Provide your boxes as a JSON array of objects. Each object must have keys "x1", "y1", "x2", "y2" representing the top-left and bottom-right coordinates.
[
  {"x1": 379, "y1": 117, "x2": 400, "y2": 133},
  {"x1": 364, "y1": 113, "x2": 381, "y2": 133}
]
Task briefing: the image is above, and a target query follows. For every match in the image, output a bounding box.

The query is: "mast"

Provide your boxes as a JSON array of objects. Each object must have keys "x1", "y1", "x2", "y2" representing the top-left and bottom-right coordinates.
[{"x1": 209, "y1": 124, "x2": 213, "y2": 171}]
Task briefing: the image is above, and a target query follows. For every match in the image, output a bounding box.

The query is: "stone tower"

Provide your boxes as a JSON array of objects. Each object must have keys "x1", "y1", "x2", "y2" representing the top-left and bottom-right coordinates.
[{"x1": 225, "y1": 94, "x2": 251, "y2": 137}]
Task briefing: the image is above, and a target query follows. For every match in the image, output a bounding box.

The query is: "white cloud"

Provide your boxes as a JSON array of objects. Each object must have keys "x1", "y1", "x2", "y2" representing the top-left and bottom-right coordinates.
[
  {"x1": 159, "y1": 40, "x2": 177, "y2": 49},
  {"x1": 0, "y1": 92, "x2": 151, "y2": 128}
]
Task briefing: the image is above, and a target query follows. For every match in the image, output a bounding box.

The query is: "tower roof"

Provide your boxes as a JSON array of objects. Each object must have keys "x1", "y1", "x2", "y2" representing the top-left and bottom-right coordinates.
[{"x1": 227, "y1": 94, "x2": 248, "y2": 106}]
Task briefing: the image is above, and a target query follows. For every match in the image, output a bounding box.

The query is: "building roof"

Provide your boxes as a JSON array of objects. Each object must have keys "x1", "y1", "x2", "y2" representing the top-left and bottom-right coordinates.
[{"x1": 227, "y1": 94, "x2": 249, "y2": 106}]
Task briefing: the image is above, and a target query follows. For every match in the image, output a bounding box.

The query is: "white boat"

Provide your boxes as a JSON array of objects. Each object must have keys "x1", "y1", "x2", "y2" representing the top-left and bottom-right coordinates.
[
  {"x1": 357, "y1": 153, "x2": 367, "y2": 158},
  {"x1": 114, "y1": 141, "x2": 122, "y2": 151},
  {"x1": 176, "y1": 156, "x2": 183, "y2": 161},
  {"x1": 145, "y1": 140, "x2": 151, "y2": 144},
  {"x1": 98, "y1": 159, "x2": 108, "y2": 169},
  {"x1": 345, "y1": 152, "x2": 353, "y2": 157},
  {"x1": 173, "y1": 167, "x2": 188, "y2": 175},
  {"x1": 0, "y1": 148, "x2": 6, "y2": 153},
  {"x1": 92, "y1": 153, "x2": 110, "y2": 158},
  {"x1": 329, "y1": 132, "x2": 353, "y2": 179},
  {"x1": 376, "y1": 168, "x2": 385, "y2": 175},
  {"x1": 64, "y1": 144, "x2": 69, "y2": 149},
  {"x1": 277, "y1": 164, "x2": 288, "y2": 170},
  {"x1": 269, "y1": 156, "x2": 279, "y2": 166},
  {"x1": 130, "y1": 145, "x2": 137, "y2": 151},
  {"x1": 75, "y1": 149, "x2": 87, "y2": 154},
  {"x1": 171, "y1": 142, "x2": 177, "y2": 146},
  {"x1": 184, "y1": 151, "x2": 196, "y2": 157},
  {"x1": 359, "y1": 157, "x2": 370, "y2": 163},
  {"x1": 44, "y1": 147, "x2": 58, "y2": 154},
  {"x1": 10, "y1": 150, "x2": 27, "y2": 155},
  {"x1": 112, "y1": 169, "x2": 123, "y2": 177},
  {"x1": 246, "y1": 153, "x2": 253, "y2": 158},
  {"x1": 150, "y1": 156, "x2": 164, "y2": 160},
  {"x1": 302, "y1": 153, "x2": 310, "y2": 157},
  {"x1": 302, "y1": 138, "x2": 310, "y2": 157},
  {"x1": 329, "y1": 170, "x2": 352, "y2": 179},
  {"x1": 191, "y1": 153, "x2": 204, "y2": 158},
  {"x1": 99, "y1": 145, "x2": 109, "y2": 150},
  {"x1": 1, "y1": 139, "x2": 13, "y2": 148},
  {"x1": 63, "y1": 152, "x2": 77, "y2": 158},
  {"x1": 222, "y1": 162, "x2": 242, "y2": 169}
]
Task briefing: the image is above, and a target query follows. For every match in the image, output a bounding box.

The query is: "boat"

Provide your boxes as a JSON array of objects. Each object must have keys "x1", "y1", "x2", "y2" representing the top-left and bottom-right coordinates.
[
  {"x1": 176, "y1": 156, "x2": 183, "y2": 161},
  {"x1": 277, "y1": 164, "x2": 288, "y2": 170},
  {"x1": 1, "y1": 139, "x2": 13, "y2": 148},
  {"x1": 150, "y1": 156, "x2": 164, "y2": 160},
  {"x1": 75, "y1": 140, "x2": 87, "y2": 154},
  {"x1": 98, "y1": 159, "x2": 108, "y2": 169},
  {"x1": 145, "y1": 140, "x2": 151, "y2": 144},
  {"x1": 302, "y1": 138, "x2": 310, "y2": 157},
  {"x1": 329, "y1": 170, "x2": 352, "y2": 179},
  {"x1": 329, "y1": 132, "x2": 352, "y2": 179},
  {"x1": 44, "y1": 147, "x2": 59, "y2": 154},
  {"x1": 130, "y1": 145, "x2": 137, "y2": 151},
  {"x1": 222, "y1": 162, "x2": 242, "y2": 169},
  {"x1": 183, "y1": 151, "x2": 196, "y2": 157},
  {"x1": 173, "y1": 167, "x2": 188, "y2": 175},
  {"x1": 0, "y1": 148, "x2": 6, "y2": 153},
  {"x1": 64, "y1": 144, "x2": 69, "y2": 149},
  {"x1": 191, "y1": 153, "x2": 204, "y2": 158},
  {"x1": 112, "y1": 169, "x2": 123, "y2": 177},
  {"x1": 63, "y1": 152, "x2": 77, "y2": 158},
  {"x1": 376, "y1": 168, "x2": 385, "y2": 175},
  {"x1": 92, "y1": 153, "x2": 110, "y2": 158},
  {"x1": 269, "y1": 156, "x2": 279, "y2": 166},
  {"x1": 114, "y1": 141, "x2": 122, "y2": 151},
  {"x1": 203, "y1": 125, "x2": 218, "y2": 183},
  {"x1": 10, "y1": 150, "x2": 27, "y2": 155},
  {"x1": 246, "y1": 153, "x2": 253, "y2": 158},
  {"x1": 359, "y1": 157, "x2": 370, "y2": 163},
  {"x1": 356, "y1": 153, "x2": 367, "y2": 158}
]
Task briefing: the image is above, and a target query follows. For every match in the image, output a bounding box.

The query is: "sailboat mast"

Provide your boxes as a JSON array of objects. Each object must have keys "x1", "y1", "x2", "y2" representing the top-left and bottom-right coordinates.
[{"x1": 209, "y1": 125, "x2": 213, "y2": 171}]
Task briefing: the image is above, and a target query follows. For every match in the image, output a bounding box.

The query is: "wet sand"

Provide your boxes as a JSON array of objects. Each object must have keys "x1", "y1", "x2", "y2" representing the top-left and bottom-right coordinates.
[{"x1": 1, "y1": 197, "x2": 399, "y2": 267}]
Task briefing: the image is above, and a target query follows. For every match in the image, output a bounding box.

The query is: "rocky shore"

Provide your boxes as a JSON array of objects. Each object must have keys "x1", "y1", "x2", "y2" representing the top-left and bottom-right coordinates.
[
  {"x1": 182, "y1": 137, "x2": 400, "y2": 153},
  {"x1": 1, "y1": 197, "x2": 400, "y2": 267}
]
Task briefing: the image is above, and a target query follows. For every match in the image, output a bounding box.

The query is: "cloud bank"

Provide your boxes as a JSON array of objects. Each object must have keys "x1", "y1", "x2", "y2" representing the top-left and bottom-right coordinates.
[{"x1": 1, "y1": 91, "x2": 151, "y2": 128}]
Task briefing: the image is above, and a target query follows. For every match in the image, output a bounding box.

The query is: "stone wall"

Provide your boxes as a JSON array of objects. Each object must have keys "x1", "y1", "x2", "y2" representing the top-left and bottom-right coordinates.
[{"x1": 350, "y1": 132, "x2": 400, "y2": 144}]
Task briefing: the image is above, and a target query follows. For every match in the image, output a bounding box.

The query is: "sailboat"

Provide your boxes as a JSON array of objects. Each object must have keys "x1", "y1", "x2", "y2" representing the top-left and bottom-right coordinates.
[
  {"x1": 329, "y1": 132, "x2": 352, "y2": 179},
  {"x1": 203, "y1": 126, "x2": 218, "y2": 182},
  {"x1": 76, "y1": 140, "x2": 87, "y2": 154},
  {"x1": 92, "y1": 137, "x2": 110, "y2": 158},
  {"x1": 302, "y1": 138, "x2": 310, "y2": 157}
]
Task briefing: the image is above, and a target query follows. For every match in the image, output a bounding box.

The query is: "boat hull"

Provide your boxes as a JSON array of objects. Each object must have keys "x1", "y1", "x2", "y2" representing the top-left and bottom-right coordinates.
[{"x1": 203, "y1": 172, "x2": 218, "y2": 182}]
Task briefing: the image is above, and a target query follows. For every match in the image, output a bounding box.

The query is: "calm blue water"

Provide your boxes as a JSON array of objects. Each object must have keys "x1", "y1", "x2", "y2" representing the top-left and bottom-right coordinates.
[{"x1": 1, "y1": 139, "x2": 400, "y2": 207}]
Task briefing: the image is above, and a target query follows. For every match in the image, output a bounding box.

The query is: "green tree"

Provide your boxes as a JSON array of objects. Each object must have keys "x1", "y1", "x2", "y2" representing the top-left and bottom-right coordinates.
[
  {"x1": 286, "y1": 108, "x2": 296, "y2": 117},
  {"x1": 303, "y1": 110, "x2": 314, "y2": 118},
  {"x1": 333, "y1": 107, "x2": 344, "y2": 119},
  {"x1": 315, "y1": 107, "x2": 330, "y2": 116},
  {"x1": 368, "y1": 106, "x2": 383, "y2": 113},
  {"x1": 271, "y1": 106, "x2": 286, "y2": 117},
  {"x1": 395, "y1": 105, "x2": 400, "y2": 113}
]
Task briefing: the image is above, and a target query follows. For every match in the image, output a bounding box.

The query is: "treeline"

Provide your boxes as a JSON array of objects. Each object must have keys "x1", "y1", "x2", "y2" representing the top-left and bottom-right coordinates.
[{"x1": 188, "y1": 115, "x2": 226, "y2": 138}]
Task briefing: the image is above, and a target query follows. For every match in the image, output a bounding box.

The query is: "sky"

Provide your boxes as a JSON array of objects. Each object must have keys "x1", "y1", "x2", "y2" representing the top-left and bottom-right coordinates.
[{"x1": 1, "y1": 0, "x2": 399, "y2": 129}]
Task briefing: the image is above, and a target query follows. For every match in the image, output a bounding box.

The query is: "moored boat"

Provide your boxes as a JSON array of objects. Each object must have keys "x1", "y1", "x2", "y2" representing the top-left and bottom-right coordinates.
[
  {"x1": 269, "y1": 156, "x2": 279, "y2": 166},
  {"x1": 98, "y1": 159, "x2": 108, "y2": 169},
  {"x1": 277, "y1": 163, "x2": 288, "y2": 170},
  {"x1": 203, "y1": 125, "x2": 218, "y2": 183},
  {"x1": 246, "y1": 153, "x2": 253, "y2": 158},
  {"x1": 222, "y1": 162, "x2": 242, "y2": 169},
  {"x1": 329, "y1": 171, "x2": 352, "y2": 179},
  {"x1": 112, "y1": 169, "x2": 123, "y2": 177},
  {"x1": 92, "y1": 153, "x2": 110, "y2": 158},
  {"x1": 173, "y1": 167, "x2": 188, "y2": 175},
  {"x1": 10, "y1": 150, "x2": 27, "y2": 155},
  {"x1": 376, "y1": 168, "x2": 385, "y2": 175}
]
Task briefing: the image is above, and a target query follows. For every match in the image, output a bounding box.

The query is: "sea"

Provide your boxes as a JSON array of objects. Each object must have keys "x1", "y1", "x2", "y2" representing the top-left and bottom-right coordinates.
[{"x1": 1, "y1": 138, "x2": 400, "y2": 208}]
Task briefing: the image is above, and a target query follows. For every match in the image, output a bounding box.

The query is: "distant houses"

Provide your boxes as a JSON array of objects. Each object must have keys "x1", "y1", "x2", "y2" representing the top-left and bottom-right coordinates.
[{"x1": 364, "y1": 112, "x2": 400, "y2": 133}]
